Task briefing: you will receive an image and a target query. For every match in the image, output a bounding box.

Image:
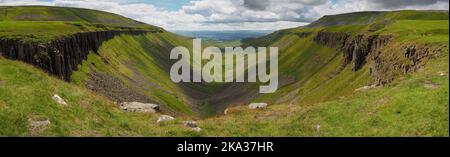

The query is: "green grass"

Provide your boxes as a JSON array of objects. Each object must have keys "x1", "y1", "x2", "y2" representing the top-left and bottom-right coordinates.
[
  {"x1": 239, "y1": 26, "x2": 370, "y2": 106},
  {"x1": 198, "y1": 54, "x2": 449, "y2": 136}
]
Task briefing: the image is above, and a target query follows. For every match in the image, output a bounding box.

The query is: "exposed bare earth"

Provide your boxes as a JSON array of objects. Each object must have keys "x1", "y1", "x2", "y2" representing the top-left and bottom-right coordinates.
[{"x1": 85, "y1": 71, "x2": 153, "y2": 104}]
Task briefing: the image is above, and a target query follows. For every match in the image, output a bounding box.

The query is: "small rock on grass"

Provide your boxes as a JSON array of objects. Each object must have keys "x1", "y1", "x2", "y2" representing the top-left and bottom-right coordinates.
[
  {"x1": 52, "y1": 94, "x2": 67, "y2": 106},
  {"x1": 248, "y1": 103, "x2": 268, "y2": 109},
  {"x1": 157, "y1": 115, "x2": 175, "y2": 123},
  {"x1": 183, "y1": 121, "x2": 202, "y2": 132}
]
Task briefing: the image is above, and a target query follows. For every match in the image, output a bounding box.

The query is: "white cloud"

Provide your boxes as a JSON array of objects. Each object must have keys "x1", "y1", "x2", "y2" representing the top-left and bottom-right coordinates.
[
  {"x1": 0, "y1": 0, "x2": 448, "y2": 30},
  {"x1": 0, "y1": 0, "x2": 53, "y2": 5}
]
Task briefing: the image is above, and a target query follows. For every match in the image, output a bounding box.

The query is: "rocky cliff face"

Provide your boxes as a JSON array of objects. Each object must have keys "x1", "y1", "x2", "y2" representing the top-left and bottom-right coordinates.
[
  {"x1": 313, "y1": 31, "x2": 446, "y2": 85},
  {"x1": 313, "y1": 31, "x2": 392, "y2": 72},
  {"x1": 0, "y1": 30, "x2": 151, "y2": 81}
]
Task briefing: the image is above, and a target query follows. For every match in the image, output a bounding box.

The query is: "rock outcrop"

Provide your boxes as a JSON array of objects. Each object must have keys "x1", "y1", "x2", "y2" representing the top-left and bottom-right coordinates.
[
  {"x1": 0, "y1": 30, "x2": 151, "y2": 81},
  {"x1": 313, "y1": 31, "x2": 392, "y2": 72},
  {"x1": 313, "y1": 31, "x2": 448, "y2": 86}
]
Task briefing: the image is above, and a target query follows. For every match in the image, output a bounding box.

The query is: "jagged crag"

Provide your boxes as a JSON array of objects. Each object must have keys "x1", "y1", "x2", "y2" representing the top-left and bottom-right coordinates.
[
  {"x1": 0, "y1": 30, "x2": 155, "y2": 81},
  {"x1": 312, "y1": 31, "x2": 447, "y2": 86}
]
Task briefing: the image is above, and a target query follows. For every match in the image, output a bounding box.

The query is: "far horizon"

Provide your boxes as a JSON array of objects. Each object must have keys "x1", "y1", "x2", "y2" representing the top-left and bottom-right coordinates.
[{"x1": 1, "y1": 0, "x2": 448, "y2": 31}]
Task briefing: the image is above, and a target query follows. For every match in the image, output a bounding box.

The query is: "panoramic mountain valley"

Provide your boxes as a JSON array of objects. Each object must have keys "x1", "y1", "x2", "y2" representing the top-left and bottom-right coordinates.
[{"x1": 0, "y1": 6, "x2": 448, "y2": 136}]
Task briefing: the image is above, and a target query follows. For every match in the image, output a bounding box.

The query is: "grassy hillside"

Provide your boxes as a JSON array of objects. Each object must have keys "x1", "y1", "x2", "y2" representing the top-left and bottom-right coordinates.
[
  {"x1": 203, "y1": 10, "x2": 448, "y2": 136},
  {"x1": 68, "y1": 31, "x2": 228, "y2": 115},
  {"x1": 0, "y1": 7, "x2": 448, "y2": 136},
  {"x1": 199, "y1": 54, "x2": 448, "y2": 136},
  {"x1": 0, "y1": 6, "x2": 223, "y2": 116},
  {"x1": 241, "y1": 10, "x2": 449, "y2": 106},
  {"x1": 1, "y1": 52, "x2": 447, "y2": 136},
  {"x1": 0, "y1": 6, "x2": 160, "y2": 42}
]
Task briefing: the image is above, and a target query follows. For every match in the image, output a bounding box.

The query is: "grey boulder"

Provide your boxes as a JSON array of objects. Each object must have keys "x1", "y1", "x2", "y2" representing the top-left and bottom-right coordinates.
[{"x1": 119, "y1": 102, "x2": 160, "y2": 113}]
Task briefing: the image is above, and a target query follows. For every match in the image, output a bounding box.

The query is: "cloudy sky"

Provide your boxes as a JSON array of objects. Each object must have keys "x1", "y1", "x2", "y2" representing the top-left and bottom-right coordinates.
[{"x1": 0, "y1": 0, "x2": 448, "y2": 30}]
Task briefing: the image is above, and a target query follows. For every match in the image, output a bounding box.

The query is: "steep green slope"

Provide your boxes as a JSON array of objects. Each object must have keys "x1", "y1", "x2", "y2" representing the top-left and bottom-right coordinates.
[
  {"x1": 200, "y1": 54, "x2": 449, "y2": 136},
  {"x1": 0, "y1": 6, "x2": 201, "y2": 115},
  {"x1": 0, "y1": 57, "x2": 204, "y2": 136},
  {"x1": 0, "y1": 8, "x2": 448, "y2": 137},
  {"x1": 201, "y1": 10, "x2": 448, "y2": 136},
  {"x1": 0, "y1": 6, "x2": 230, "y2": 117},
  {"x1": 0, "y1": 6, "x2": 160, "y2": 42}
]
